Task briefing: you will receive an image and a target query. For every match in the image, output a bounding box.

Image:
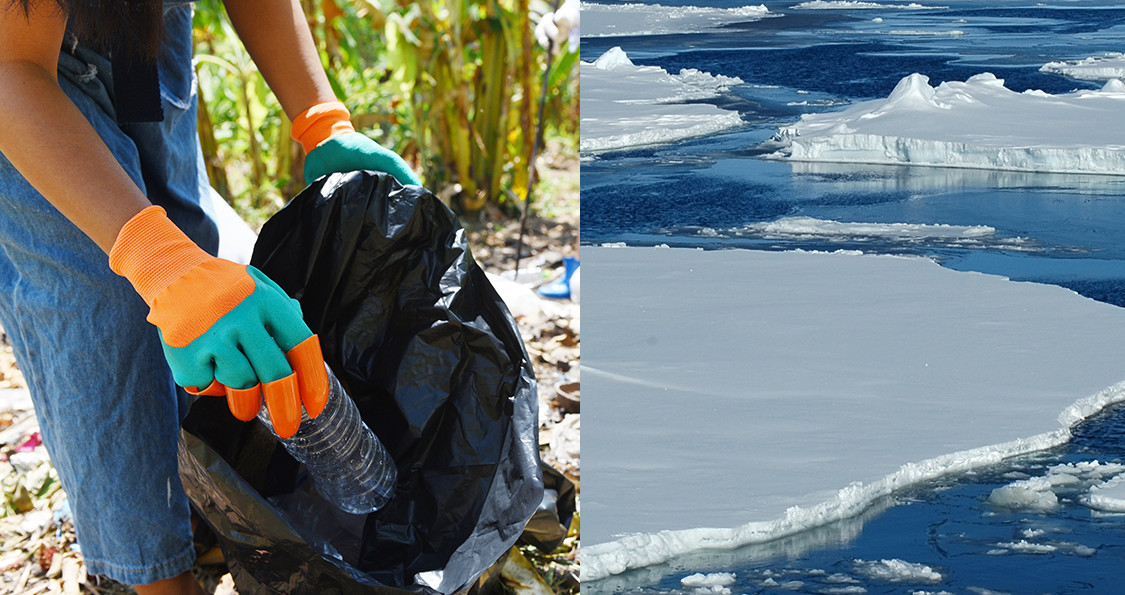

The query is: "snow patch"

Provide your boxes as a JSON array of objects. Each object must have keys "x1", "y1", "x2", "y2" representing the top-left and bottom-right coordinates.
[{"x1": 592, "y1": 46, "x2": 633, "y2": 70}]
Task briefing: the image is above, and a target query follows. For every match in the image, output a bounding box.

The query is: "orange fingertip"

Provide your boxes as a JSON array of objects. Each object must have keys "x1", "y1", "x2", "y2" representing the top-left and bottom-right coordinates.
[
  {"x1": 226, "y1": 384, "x2": 262, "y2": 422},
  {"x1": 263, "y1": 373, "x2": 302, "y2": 439},
  {"x1": 186, "y1": 379, "x2": 227, "y2": 397},
  {"x1": 286, "y1": 335, "x2": 329, "y2": 419}
]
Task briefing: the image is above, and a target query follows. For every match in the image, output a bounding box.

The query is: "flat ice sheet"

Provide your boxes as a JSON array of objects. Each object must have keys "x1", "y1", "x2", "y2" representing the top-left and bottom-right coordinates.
[
  {"x1": 583, "y1": 246, "x2": 1125, "y2": 579},
  {"x1": 582, "y1": 2, "x2": 771, "y2": 38},
  {"x1": 581, "y1": 48, "x2": 745, "y2": 153},
  {"x1": 769, "y1": 72, "x2": 1125, "y2": 174}
]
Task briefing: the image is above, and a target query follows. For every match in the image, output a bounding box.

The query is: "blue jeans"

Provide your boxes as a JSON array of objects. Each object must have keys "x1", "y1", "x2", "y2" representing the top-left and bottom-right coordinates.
[{"x1": 0, "y1": 3, "x2": 218, "y2": 585}]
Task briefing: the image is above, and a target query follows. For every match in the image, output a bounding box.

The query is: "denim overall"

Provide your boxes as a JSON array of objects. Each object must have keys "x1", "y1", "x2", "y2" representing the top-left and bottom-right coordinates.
[{"x1": 0, "y1": 2, "x2": 222, "y2": 584}]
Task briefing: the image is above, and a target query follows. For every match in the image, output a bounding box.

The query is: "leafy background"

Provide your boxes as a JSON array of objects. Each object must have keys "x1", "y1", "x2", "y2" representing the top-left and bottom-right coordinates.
[{"x1": 192, "y1": 0, "x2": 580, "y2": 225}]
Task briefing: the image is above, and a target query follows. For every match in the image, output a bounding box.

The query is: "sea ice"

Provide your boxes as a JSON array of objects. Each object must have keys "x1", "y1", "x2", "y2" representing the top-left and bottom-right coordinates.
[
  {"x1": 583, "y1": 2, "x2": 771, "y2": 37},
  {"x1": 734, "y1": 217, "x2": 1015, "y2": 249},
  {"x1": 1041, "y1": 53, "x2": 1125, "y2": 82},
  {"x1": 583, "y1": 247, "x2": 1125, "y2": 581},
  {"x1": 853, "y1": 559, "x2": 942, "y2": 583},
  {"x1": 989, "y1": 461, "x2": 1125, "y2": 511},
  {"x1": 995, "y1": 540, "x2": 1057, "y2": 554},
  {"x1": 1082, "y1": 473, "x2": 1125, "y2": 513},
  {"x1": 681, "y1": 572, "x2": 737, "y2": 590},
  {"x1": 768, "y1": 72, "x2": 1125, "y2": 175},
  {"x1": 582, "y1": 48, "x2": 745, "y2": 153}
]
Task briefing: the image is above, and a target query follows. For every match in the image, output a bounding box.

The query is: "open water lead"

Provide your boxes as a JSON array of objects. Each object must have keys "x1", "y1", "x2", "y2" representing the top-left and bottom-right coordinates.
[{"x1": 258, "y1": 364, "x2": 397, "y2": 514}]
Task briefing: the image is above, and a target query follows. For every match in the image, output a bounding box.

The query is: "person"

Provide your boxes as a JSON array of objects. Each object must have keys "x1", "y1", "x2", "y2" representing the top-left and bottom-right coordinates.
[
  {"x1": 533, "y1": 0, "x2": 579, "y2": 302},
  {"x1": 0, "y1": 0, "x2": 418, "y2": 591}
]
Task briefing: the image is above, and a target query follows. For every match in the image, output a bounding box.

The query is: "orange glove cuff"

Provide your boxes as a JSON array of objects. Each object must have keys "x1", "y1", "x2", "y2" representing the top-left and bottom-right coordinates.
[
  {"x1": 291, "y1": 101, "x2": 356, "y2": 154},
  {"x1": 109, "y1": 206, "x2": 212, "y2": 306},
  {"x1": 109, "y1": 206, "x2": 257, "y2": 347}
]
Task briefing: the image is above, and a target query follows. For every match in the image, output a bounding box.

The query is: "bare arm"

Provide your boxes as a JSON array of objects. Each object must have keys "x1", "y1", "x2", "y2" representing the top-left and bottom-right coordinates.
[
  {"x1": 0, "y1": 2, "x2": 150, "y2": 253},
  {"x1": 222, "y1": 0, "x2": 339, "y2": 120}
]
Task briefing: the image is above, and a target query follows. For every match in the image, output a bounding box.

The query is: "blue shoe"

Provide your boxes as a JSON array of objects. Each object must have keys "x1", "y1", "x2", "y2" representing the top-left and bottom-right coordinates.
[{"x1": 538, "y1": 256, "x2": 579, "y2": 300}]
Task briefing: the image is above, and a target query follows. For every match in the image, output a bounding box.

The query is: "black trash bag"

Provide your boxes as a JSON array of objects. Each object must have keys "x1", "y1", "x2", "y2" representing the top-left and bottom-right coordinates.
[
  {"x1": 519, "y1": 463, "x2": 577, "y2": 553},
  {"x1": 178, "y1": 171, "x2": 543, "y2": 594}
]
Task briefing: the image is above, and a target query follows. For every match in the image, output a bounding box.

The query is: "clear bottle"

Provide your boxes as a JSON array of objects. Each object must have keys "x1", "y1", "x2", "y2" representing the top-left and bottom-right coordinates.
[{"x1": 258, "y1": 365, "x2": 397, "y2": 514}]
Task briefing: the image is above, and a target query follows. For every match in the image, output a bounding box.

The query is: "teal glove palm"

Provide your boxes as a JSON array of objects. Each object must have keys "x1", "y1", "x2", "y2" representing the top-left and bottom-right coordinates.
[{"x1": 304, "y1": 131, "x2": 421, "y2": 187}]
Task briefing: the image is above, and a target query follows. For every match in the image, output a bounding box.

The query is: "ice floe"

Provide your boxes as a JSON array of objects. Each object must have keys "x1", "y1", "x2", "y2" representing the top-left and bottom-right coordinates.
[
  {"x1": 853, "y1": 559, "x2": 941, "y2": 583},
  {"x1": 1041, "y1": 53, "x2": 1125, "y2": 82},
  {"x1": 582, "y1": 47, "x2": 745, "y2": 153},
  {"x1": 681, "y1": 572, "x2": 737, "y2": 594},
  {"x1": 792, "y1": 1, "x2": 946, "y2": 8},
  {"x1": 1082, "y1": 472, "x2": 1125, "y2": 513},
  {"x1": 583, "y1": 2, "x2": 772, "y2": 37},
  {"x1": 583, "y1": 247, "x2": 1125, "y2": 581},
  {"x1": 988, "y1": 461, "x2": 1125, "y2": 511},
  {"x1": 768, "y1": 72, "x2": 1125, "y2": 175}
]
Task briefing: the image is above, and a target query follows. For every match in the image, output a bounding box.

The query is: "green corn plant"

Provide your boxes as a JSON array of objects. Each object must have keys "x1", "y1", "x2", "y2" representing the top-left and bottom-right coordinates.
[
  {"x1": 192, "y1": 0, "x2": 577, "y2": 219},
  {"x1": 379, "y1": 0, "x2": 577, "y2": 213}
]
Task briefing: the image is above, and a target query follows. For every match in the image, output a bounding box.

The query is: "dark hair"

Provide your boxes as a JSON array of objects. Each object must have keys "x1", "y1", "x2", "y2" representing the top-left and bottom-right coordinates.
[{"x1": 10, "y1": 0, "x2": 164, "y2": 62}]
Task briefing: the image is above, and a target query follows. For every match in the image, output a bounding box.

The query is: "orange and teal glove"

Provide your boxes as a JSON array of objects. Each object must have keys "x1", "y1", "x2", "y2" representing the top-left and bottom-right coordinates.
[
  {"x1": 109, "y1": 206, "x2": 328, "y2": 438},
  {"x1": 293, "y1": 101, "x2": 421, "y2": 187}
]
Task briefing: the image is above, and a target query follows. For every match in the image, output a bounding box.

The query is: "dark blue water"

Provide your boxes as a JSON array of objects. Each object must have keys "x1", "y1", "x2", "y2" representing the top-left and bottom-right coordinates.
[{"x1": 582, "y1": 0, "x2": 1125, "y2": 307}]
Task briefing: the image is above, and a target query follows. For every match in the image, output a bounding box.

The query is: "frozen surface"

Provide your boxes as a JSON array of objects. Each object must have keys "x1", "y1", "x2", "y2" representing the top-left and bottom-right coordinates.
[
  {"x1": 581, "y1": 48, "x2": 745, "y2": 153},
  {"x1": 583, "y1": 246, "x2": 1125, "y2": 580},
  {"x1": 769, "y1": 73, "x2": 1125, "y2": 175},
  {"x1": 1041, "y1": 53, "x2": 1125, "y2": 82},
  {"x1": 583, "y1": 2, "x2": 771, "y2": 38},
  {"x1": 791, "y1": 1, "x2": 946, "y2": 9}
]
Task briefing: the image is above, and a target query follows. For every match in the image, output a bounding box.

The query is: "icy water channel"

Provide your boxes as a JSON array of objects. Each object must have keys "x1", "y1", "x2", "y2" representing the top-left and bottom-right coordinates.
[{"x1": 582, "y1": 0, "x2": 1125, "y2": 307}]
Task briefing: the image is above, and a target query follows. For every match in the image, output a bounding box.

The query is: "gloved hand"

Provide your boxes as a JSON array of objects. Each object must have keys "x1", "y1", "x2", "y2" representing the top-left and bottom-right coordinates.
[
  {"x1": 535, "y1": 0, "x2": 580, "y2": 53},
  {"x1": 109, "y1": 206, "x2": 328, "y2": 438},
  {"x1": 292, "y1": 101, "x2": 421, "y2": 187}
]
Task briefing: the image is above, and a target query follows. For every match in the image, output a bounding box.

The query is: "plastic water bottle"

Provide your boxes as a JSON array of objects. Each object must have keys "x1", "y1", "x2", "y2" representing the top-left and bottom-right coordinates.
[{"x1": 258, "y1": 365, "x2": 397, "y2": 514}]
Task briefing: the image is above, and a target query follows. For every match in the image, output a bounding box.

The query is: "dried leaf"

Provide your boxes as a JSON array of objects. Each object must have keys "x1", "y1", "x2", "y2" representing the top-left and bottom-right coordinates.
[{"x1": 499, "y1": 547, "x2": 555, "y2": 595}]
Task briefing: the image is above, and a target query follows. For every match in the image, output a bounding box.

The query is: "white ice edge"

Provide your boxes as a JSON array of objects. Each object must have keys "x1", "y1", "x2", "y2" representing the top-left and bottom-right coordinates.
[
  {"x1": 583, "y1": 379, "x2": 1125, "y2": 582},
  {"x1": 769, "y1": 72, "x2": 1125, "y2": 175},
  {"x1": 786, "y1": 135, "x2": 1125, "y2": 176}
]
